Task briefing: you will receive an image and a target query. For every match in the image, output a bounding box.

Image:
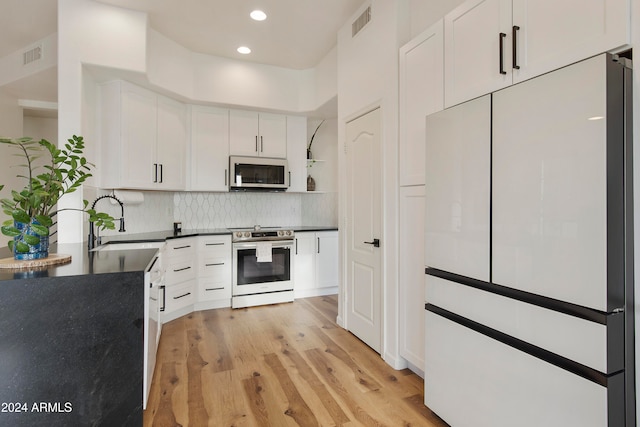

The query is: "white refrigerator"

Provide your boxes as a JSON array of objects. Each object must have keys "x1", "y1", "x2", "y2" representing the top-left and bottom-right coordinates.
[{"x1": 424, "y1": 53, "x2": 633, "y2": 426}]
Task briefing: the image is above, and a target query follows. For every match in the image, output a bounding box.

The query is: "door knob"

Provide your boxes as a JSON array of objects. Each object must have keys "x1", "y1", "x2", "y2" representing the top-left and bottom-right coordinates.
[{"x1": 364, "y1": 238, "x2": 380, "y2": 248}]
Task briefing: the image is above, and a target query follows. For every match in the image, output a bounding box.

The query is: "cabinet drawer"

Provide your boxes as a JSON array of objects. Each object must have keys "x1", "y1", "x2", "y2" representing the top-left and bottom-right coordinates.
[
  {"x1": 165, "y1": 257, "x2": 196, "y2": 284},
  {"x1": 199, "y1": 255, "x2": 230, "y2": 278},
  {"x1": 198, "y1": 237, "x2": 230, "y2": 254},
  {"x1": 199, "y1": 277, "x2": 231, "y2": 301},
  {"x1": 166, "y1": 239, "x2": 195, "y2": 254},
  {"x1": 163, "y1": 280, "x2": 196, "y2": 313}
]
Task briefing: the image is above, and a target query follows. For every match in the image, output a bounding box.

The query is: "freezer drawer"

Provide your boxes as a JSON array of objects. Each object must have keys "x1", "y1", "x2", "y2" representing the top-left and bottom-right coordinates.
[
  {"x1": 424, "y1": 310, "x2": 622, "y2": 427},
  {"x1": 425, "y1": 274, "x2": 621, "y2": 373}
]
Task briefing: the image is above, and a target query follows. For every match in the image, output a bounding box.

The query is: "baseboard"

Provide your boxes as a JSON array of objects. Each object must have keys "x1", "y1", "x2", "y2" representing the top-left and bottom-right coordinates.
[
  {"x1": 294, "y1": 286, "x2": 339, "y2": 299},
  {"x1": 384, "y1": 351, "x2": 409, "y2": 370}
]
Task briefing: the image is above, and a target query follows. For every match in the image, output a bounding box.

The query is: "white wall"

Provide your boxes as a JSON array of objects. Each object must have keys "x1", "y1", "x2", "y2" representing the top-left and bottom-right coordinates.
[
  {"x1": 337, "y1": 0, "x2": 406, "y2": 369},
  {"x1": 0, "y1": 89, "x2": 25, "y2": 248}
]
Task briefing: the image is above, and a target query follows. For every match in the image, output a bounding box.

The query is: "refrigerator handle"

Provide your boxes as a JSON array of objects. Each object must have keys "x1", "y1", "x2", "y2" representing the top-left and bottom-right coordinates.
[
  {"x1": 512, "y1": 26, "x2": 520, "y2": 70},
  {"x1": 499, "y1": 32, "x2": 507, "y2": 75}
]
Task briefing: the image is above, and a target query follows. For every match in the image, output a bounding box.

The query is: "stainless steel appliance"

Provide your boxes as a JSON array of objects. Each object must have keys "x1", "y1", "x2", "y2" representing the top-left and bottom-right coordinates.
[
  {"x1": 231, "y1": 226, "x2": 295, "y2": 308},
  {"x1": 229, "y1": 156, "x2": 289, "y2": 191}
]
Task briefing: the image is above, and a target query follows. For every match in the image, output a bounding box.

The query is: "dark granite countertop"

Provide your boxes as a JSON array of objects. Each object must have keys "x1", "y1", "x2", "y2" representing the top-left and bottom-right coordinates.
[
  {"x1": 101, "y1": 225, "x2": 338, "y2": 244},
  {"x1": 0, "y1": 242, "x2": 158, "y2": 282}
]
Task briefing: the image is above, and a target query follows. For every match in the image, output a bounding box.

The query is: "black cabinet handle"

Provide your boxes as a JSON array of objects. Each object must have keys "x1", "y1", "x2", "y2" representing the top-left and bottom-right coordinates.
[
  {"x1": 225, "y1": 169, "x2": 228, "y2": 186},
  {"x1": 173, "y1": 245, "x2": 191, "y2": 250},
  {"x1": 512, "y1": 26, "x2": 520, "y2": 70},
  {"x1": 255, "y1": 136, "x2": 258, "y2": 152},
  {"x1": 364, "y1": 238, "x2": 380, "y2": 248},
  {"x1": 205, "y1": 287, "x2": 224, "y2": 291},
  {"x1": 205, "y1": 242, "x2": 224, "y2": 246},
  {"x1": 295, "y1": 238, "x2": 298, "y2": 255},
  {"x1": 173, "y1": 266, "x2": 191, "y2": 272},
  {"x1": 260, "y1": 136, "x2": 263, "y2": 152},
  {"x1": 159, "y1": 163, "x2": 163, "y2": 183},
  {"x1": 499, "y1": 32, "x2": 507, "y2": 75},
  {"x1": 205, "y1": 262, "x2": 225, "y2": 267},
  {"x1": 317, "y1": 237, "x2": 320, "y2": 254},
  {"x1": 160, "y1": 286, "x2": 166, "y2": 312},
  {"x1": 173, "y1": 292, "x2": 191, "y2": 300},
  {"x1": 153, "y1": 163, "x2": 158, "y2": 183}
]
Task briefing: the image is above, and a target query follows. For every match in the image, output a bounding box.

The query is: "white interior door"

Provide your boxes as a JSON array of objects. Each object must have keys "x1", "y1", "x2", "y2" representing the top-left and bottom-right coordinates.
[{"x1": 345, "y1": 108, "x2": 382, "y2": 353}]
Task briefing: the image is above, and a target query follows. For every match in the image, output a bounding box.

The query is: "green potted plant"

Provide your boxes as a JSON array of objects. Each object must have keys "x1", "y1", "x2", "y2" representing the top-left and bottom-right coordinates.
[{"x1": 0, "y1": 135, "x2": 115, "y2": 260}]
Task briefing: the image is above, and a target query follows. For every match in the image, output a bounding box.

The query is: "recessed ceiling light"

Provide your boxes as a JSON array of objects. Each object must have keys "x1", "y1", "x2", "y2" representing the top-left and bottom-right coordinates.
[
  {"x1": 237, "y1": 46, "x2": 251, "y2": 54},
  {"x1": 250, "y1": 10, "x2": 267, "y2": 21}
]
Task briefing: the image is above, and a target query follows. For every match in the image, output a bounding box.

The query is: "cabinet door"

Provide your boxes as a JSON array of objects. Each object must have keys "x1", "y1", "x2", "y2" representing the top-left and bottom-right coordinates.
[
  {"x1": 190, "y1": 106, "x2": 229, "y2": 191},
  {"x1": 156, "y1": 95, "x2": 187, "y2": 190},
  {"x1": 229, "y1": 109, "x2": 260, "y2": 156},
  {"x1": 399, "y1": 20, "x2": 444, "y2": 186},
  {"x1": 512, "y1": 0, "x2": 629, "y2": 84},
  {"x1": 120, "y1": 83, "x2": 157, "y2": 188},
  {"x1": 286, "y1": 115, "x2": 308, "y2": 192},
  {"x1": 315, "y1": 231, "x2": 338, "y2": 289},
  {"x1": 425, "y1": 95, "x2": 491, "y2": 281},
  {"x1": 294, "y1": 233, "x2": 316, "y2": 293},
  {"x1": 399, "y1": 186, "x2": 425, "y2": 368},
  {"x1": 258, "y1": 113, "x2": 287, "y2": 158},
  {"x1": 444, "y1": 0, "x2": 512, "y2": 107}
]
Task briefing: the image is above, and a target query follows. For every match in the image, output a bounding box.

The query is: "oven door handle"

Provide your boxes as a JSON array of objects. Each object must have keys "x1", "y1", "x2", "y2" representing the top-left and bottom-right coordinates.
[{"x1": 233, "y1": 241, "x2": 293, "y2": 250}]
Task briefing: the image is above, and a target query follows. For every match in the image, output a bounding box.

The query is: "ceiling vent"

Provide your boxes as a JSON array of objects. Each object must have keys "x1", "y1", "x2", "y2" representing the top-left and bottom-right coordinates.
[
  {"x1": 23, "y1": 44, "x2": 43, "y2": 66},
  {"x1": 352, "y1": 6, "x2": 371, "y2": 37}
]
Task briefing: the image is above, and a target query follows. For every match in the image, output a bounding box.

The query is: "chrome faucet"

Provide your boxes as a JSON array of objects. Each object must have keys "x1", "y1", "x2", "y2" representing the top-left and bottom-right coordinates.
[{"x1": 87, "y1": 195, "x2": 126, "y2": 250}]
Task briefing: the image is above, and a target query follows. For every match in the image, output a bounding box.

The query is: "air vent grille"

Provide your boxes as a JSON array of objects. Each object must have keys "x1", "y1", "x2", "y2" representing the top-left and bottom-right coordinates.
[
  {"x1": 23, "y1": 45, "x2": 42, "y2": 66},
  {"x1": 352, "y1": 6, "x2": 371, "y2": 37}
]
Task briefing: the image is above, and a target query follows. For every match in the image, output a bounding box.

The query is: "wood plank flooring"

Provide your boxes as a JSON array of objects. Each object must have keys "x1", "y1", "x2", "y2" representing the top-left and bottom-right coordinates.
[{"x1": 144, "y1": 295, "x2": 448, "y2": 427}]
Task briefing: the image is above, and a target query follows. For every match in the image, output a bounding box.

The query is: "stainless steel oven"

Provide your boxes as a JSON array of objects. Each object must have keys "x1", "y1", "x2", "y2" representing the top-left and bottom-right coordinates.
[{"x1": 231, "y1": 226, "x2": 295, "y2": 308}]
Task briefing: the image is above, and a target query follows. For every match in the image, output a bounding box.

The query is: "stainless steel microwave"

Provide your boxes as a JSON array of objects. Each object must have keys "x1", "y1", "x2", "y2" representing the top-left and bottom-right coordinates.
[{"x1": 229, "y1": 156, "x2": 289, "y2": 191}]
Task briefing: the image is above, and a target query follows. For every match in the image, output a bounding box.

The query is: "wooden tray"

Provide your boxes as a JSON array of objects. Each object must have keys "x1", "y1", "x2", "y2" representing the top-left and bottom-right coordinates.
[{"x1": 0, "y1": 254, "x2": 72, "y2": 270}]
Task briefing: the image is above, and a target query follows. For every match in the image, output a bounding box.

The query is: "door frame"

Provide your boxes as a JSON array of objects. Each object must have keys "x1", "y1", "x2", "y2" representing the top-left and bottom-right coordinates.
[{"x1": 339, "y1": 101, "x2": 386, "y2": 357}]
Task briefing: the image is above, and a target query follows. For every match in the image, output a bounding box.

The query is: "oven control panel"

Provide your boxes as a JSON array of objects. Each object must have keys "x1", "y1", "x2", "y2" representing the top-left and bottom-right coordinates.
[{"x1": 232, "y1": 229, "x2": 294, "y2": 242}]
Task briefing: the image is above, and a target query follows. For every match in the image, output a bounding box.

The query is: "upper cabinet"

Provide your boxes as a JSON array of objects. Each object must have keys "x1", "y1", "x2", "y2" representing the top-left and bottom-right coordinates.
[
  {"x1": 229, "y1": 110, "x2": 287, "y2": 158},
  {"x1": 189, "y1": 106, "x2": 229, "y2": 191},
  {"x1": 286, "y1": 115, "x2": 308, "y2": 192},
  {"x1": 99, "y1": 81, "x2": 187, "y2": 190},
  {"x1": 399, "y1": 20, "x2": 444, "y2": 186},
  {"x1": 444, "y1": 0, "x2": 629, "y2": 107}
]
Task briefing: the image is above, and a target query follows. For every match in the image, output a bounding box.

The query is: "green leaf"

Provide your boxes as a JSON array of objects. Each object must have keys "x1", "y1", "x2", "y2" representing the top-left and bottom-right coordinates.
[
  {"x1": 1, "y1": 226, "x2": 21, "y2": 237},
  {"x1": 23, "y1": 234, "x2": 42, "y2": 246},
  {"x1": 35, "y1": 215, "x2": 53, "y2": 227},
  {"x1": 31, "y1": 224, "x2": 49, "y2": 236},
  {"x1": 12, "y1": 211, "x2": 30, "y2": 223},
  {"x1": 7, "y1": 241, "x2": 14, "y2": 252},
  {"x1": 15, "y1": 241, "x2": 30, "y2": 253}
]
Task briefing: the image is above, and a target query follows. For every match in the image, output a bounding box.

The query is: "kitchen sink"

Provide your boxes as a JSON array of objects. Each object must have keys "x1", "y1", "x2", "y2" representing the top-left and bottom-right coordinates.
[{"x1": 91, "y1": 242, "x2": 165, "y2": 252}]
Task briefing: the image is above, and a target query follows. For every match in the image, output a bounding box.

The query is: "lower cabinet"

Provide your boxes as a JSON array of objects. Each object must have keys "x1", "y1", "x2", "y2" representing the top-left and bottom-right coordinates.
[
  {"x1": 194, "y1": 235, "x2": 232, "y2": 310},
  {"x1": 399, "y1": 185, "x2": 425, "y2": 371},
  {"x1": 293, "y1": 231, "x2": 339, "y2": 298},
  {"x1": 161, "y1": 238, "x2": 196, "y2": 323}
]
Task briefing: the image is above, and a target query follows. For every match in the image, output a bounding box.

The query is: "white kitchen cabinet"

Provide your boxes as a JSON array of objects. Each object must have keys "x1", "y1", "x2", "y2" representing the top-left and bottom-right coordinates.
[
  {"x1": 399, "y1": 185, "x2": 425, "y2": 370},
  {"x1": 286, "y1": 115, "x2": 308, "y2": 192},
  {"x1": 399, "y1": 19, "x2": 444, "y2": 186},
  {"x1": 424, "y1": 95, "x2": 491, "y2": 282},
  {"x1": 189, "y1": 105, "x2": 229, "y2": 191},
  {"x1": 293, "y1": 231, "x2": 338, "y2": 298},
  {"x1": 194, "y1": 235, "x2": 232, "y2": 310},
  {"x1": 99, "y1": 80, "x2": 187, "y2": 190},
  {"x1": 161, "y1": 238, "x2": 196, "y2": 322},
  {"x1": 444, "y1": 0, "x2": 629, "y2": 107},
  {"x1": 156, "y1": 95, "x2": 187, "y2": 190},
  {"x1": 229, "y1": 110, "x2": 287, "y2": 158}
]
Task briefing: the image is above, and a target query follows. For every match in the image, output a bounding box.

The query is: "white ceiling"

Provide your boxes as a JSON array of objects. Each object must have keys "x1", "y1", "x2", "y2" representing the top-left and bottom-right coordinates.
[{"x1": 1, "y1": 0, "x2": 365, "y2": 115}]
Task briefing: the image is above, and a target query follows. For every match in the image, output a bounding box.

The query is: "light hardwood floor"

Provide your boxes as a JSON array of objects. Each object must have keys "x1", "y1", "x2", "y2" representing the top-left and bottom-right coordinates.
[{"x1": 144, "y1": 295, "x2": 448, "y2": 427}]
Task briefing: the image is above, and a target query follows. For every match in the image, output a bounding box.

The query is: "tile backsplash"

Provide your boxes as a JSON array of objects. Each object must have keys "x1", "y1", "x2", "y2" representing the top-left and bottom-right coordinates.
[{"x1": 96, "y1": 189, "x2": 338, "y2": 236}]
